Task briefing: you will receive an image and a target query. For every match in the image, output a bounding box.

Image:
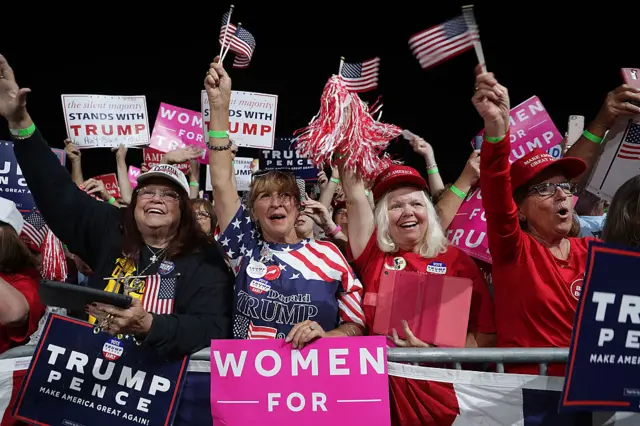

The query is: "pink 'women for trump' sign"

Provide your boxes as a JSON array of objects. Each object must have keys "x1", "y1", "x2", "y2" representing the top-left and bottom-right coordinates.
[
  {"x1": 447, "y1": 96, "x2": 563, "y2": 264},
  {"x1": 210, "y1": 336, "x2": 390, "y2": 426},
  {"x1": 149, "y1": 103, "x2": 208, "y2": 164}
]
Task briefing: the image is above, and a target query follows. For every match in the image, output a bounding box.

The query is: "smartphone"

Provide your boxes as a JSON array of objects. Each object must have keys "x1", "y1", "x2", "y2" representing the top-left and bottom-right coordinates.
[
  {"x1": 474, "y1": 135, "x2": 484, "y2": 150},
  {"x1": 566, "y1": 115, "x2": 585, "y2": 148},
  {"x1": 621, "y1": 68, "x2": 640, "y2": 106}
]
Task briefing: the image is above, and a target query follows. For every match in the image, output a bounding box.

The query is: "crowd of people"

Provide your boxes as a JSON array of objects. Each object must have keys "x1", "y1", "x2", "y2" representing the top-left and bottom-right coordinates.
[{"x1": 1, "y1": 50, "x2": 640, "y2": 425}]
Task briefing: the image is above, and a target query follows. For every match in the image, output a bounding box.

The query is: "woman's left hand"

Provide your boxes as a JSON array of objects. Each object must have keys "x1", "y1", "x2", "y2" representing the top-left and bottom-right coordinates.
[
  {"x1": 87, "y1": 298, "x2": 154, "y2": 337},
  {"x1": 286, "y1": 320, "x2": 326, "y2": 349},
  {"x1": 389, "y1": 320, "x2": 434, "y2": 348}
]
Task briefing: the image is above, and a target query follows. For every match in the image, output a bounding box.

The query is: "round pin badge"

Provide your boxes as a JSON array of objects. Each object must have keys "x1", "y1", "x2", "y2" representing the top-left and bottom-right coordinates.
[
  {"x1": 158, "y1": 260, "x2": 175, "y2": 275},
  {"x1": 393, "y1": 257, "x2": 407, "y2": 271},
  {"x1": 246, "y1": 261, "x2": 267, "y2": 279},
  {"x1": 264, "y1": 265, "x2": 281, "y2": 281},
  {"x1": 102, "y1": 337, "x2": 124, "y2": 361}
]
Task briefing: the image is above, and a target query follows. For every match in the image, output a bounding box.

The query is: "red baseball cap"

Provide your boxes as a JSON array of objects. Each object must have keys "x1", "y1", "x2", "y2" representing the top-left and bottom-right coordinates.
[
  {"x1": 510, "y1": 148, "x2": 587, "y2": 193},
  {"x1": 372, "y1": 165, "x2": 428, "y2": 202}
]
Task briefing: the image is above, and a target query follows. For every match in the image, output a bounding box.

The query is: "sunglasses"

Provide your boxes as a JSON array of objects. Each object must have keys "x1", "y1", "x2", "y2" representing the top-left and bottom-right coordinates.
[{"x1": 527, "y1": 182, "x2": 577, "y2": 197}]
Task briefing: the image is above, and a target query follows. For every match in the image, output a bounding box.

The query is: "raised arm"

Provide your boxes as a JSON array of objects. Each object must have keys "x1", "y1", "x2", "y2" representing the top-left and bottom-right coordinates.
[
  {"x1": 64, "y1": 139, "x2": 84, "y2": 186},
  {"x1": 406, "y1": 133, "x2": 445, "y2": 196},
  {"x1": 205, "y1": 56, "x2": 240, "y2": 232},
  {"x1": 113, "y1": 144, "x2": 133, "y2": 205},
  {"x1": 471, "y1": 66, "x2": 523, "y2": 263},
  {"x1": 339, "y1": 162, "x2": 374, "y2": 260},
  {"x1": 0, "y1": 54, "x2": 120, "y2": 267},
  {"x1": 436, "y1": 150, "x2": 480, "y2": 230},
  {"x1": 566, "y1": 84, "x2": 640, "y2": 188}
]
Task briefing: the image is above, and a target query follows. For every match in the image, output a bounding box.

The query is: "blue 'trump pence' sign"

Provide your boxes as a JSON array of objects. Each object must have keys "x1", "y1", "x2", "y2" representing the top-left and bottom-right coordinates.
[
  {"x1": 561, "y1": 242, "x2": 640, "y2": 412},
  {"x1": 13, "y1": 315, "x2": 188, "y2": 426}
]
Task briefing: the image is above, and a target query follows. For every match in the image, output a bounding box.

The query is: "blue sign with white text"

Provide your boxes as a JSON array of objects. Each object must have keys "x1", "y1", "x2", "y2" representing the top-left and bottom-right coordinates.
[
  {"x1": 561, "y1": 242, "x2": 640, "y2": 412},
  {"x1": 0, "y1": 141, "x2": 66, "y2": 212},
  {"x1": 13, "y1": 314, "x2": 188, "y2": 426},
  {"x1": 260, "y1": 137, "x2": 318, "y2": 181}
]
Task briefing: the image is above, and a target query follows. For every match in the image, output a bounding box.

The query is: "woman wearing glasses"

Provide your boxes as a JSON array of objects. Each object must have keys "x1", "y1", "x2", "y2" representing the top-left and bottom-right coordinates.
[
  {"x1": 473, "y1": 67, "x2": 596, "y2": 376},
  {"x1": 0, "y1": 54, "x2": 233, "y2": 359},
  {"x1": 205, "y1": 57, "x2": 365, "y2": 348}
]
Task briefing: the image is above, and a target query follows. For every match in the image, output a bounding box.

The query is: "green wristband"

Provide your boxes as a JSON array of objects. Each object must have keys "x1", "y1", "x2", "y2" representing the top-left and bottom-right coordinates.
[
  {"x1": 485, "y1": 133, "x2": 507, "y2": 143},
  {"x1": 450, "y1": 185, "x2": 466, "y2": 199},
  {"x1": 583, "y1": 129, "x2": 603, "y2": 144},
  {"x1": 189, "y1": 181, "x2": 199, "y2": 187},
  {"x1": 330, "y1": 177, "x2": 340, "y2": 184},
  {"x1": 365, "y1": 189, "x2": 371, "y2": 197},
  {"x1": 108, "y1": 197, "x2": 116, "y2": 205},
  {"x1": 209, "y1": 130, "x2": 229, "y2": 139},
  {"x1": 10, "y1": 123, "x2": 36, "y2": 138},
  {"x1": 427, "y1": 167, "x2": 439, "y2": 175}
]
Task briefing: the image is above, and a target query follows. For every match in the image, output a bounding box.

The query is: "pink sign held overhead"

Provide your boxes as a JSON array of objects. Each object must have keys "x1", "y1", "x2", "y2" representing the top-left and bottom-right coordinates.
[
  {"x1": 127, "y1": 165, "x2": 140, "y2": 189},
  {"x1": 449, "y1": 96, "x2": 563, "y2": 264},
  {"x1": 210, "y1": 336, "x2": 390, "y2": 426},
  {"x1": 149, "y1": 103, "x2": 208, "y2": 164}
]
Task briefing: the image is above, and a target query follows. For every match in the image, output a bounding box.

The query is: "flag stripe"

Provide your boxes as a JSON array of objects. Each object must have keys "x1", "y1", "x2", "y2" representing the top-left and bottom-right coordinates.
[
  {"x1": 409, "y1": 15, "x2": 477, "y2": 70},
  {"x1": 339, "y1": 57, "x2": 380, "y2": 93}
]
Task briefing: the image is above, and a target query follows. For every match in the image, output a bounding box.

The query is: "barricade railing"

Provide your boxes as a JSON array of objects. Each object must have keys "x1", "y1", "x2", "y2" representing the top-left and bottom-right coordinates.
[{"x1": 0, "y1": 345, "x2": 569, "y2": 376}]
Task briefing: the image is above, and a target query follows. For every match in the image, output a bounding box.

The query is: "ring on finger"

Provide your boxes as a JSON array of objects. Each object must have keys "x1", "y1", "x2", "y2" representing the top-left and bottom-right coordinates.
[{"x1": 309, "y1": 325, "x2": 315, "y2": 331}]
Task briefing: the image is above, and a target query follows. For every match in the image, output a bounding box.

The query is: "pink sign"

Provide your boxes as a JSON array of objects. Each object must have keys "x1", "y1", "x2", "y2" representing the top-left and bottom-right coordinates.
[
  {"x1": 143, "y1": 147, "x2": 190, "y2": 174},
  {"x1": 210, "y1": 336, "x2": 390, "y2": 426},
  {"x1": 148, "y1": 103, "x2": 208, "y2": 164},
  {"x1": 448, "y1": 96, "x2": 562, "y2": 264},
  {"x1": 128, "y1": 165, "x2": 140, "y2": 189}
]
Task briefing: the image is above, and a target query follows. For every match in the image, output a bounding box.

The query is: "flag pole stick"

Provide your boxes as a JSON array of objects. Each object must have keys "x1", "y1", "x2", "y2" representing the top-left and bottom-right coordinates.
[
  {"x1": 219, "y1": 5, "x2": 234, "y2": 61},
  {"x1": 462, "y1": 5, "x2": 487, "y2": 73},
  {"x1": 222, "y1": 21, "x2": 241, "y2": 62},
  {"x1": 338, "y1": 56, "x2": 345, "y2": 76}
]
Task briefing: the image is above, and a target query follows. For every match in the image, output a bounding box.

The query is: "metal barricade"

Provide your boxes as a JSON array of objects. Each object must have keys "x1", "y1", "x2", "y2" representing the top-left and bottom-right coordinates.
[{"x1": 1, "y1": 345, "x2": 569, "y2": 376}]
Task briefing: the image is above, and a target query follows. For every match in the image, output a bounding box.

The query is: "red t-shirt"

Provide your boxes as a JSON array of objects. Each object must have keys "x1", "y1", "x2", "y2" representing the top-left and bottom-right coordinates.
[
  {"x1": 350, "y1": 230, "x2": 496, "y2": 337},
  {"x1": 0, "y1": 269, "x2": 46, "y2": 355},
  {"x1": 480, "y1": 132, "x2": 597, "y2": 376}
]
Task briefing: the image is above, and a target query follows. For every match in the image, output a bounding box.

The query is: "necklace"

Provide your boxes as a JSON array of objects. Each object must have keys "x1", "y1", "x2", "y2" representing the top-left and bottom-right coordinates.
[{"x1": 146, "y1": 245, "x2": 167, "y2": 263}]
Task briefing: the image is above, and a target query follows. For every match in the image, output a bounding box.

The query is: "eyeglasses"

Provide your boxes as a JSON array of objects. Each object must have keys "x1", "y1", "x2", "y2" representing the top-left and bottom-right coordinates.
[
  {"x1": 255, "y1": 192, "x2": 295, "y2": 205},
  {"x1": 195, "y1": 211, "x2": 211, "y2": 219},
  {"x1": 137, "y1": 188, "x2": 180, "y2": 202},
  {"x1": 527, "y1": 182, "x2": 577, "y2": 197}
]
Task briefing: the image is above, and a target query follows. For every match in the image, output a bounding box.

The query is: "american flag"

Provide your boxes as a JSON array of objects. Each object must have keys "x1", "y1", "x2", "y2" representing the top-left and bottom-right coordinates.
[
  {"x1": 409, "y1": 15, "x2": 477, "y2": 70},
  {"x1": 20, "y1": 209, "x2": 48, "y2": 248},
  {"x1": 247, "y1": 321, "x2": 277, "y2": 339},
  {"x1": 218, "y1": 13, "x2": 256, "y2": 69},
  {"x1": 617, "y1": 122, "x2": 640, "y2": 161},
  {"x1": 142, "y1": 275, "x2": 176, "y2": 314},
  {"x1": 339, "y1": 57, "x2": 380, "y2": 92}
]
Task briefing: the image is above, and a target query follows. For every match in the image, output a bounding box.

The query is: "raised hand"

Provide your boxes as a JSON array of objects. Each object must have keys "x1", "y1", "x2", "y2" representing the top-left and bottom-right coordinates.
[
  {"x1": 592, "y1": 84, "x2": 640, "y2": 130},
  {"x1": 64, "y1": 139, "x2": 81, "y2": 162},
  {"x1": 317, "y1": 170, "x2": 328, "y2": 191},
  {"x1": 204, "y1": 56, "x2": 232, "y2": 112},
  {"x1": 460, "y1": 150, "x2": 481, "y2": 187},
  {"x1": 111, "y1": 144, "x2": 128, "y2": 162},
  {"x1": 301, "y1": 199, "x2": 332, "y2": 228},
  {"x1": 0, "y1": 54, "x2": 31, "y2": 120},
  {"x1": 471, "y1": 64, "x2": 510, "y2": 138},
  {"x1": 164, "y1": 146, "x2": 204, "y2": 164}
]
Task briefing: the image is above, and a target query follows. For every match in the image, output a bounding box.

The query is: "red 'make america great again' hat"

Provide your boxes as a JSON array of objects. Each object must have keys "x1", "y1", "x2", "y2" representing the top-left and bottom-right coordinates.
[
  {"x1": 372, "y1": 165, "x2": 429, "y2": 201},
  {"x1": 510, "y1": 148, "x2": 586, "y2": 193}
]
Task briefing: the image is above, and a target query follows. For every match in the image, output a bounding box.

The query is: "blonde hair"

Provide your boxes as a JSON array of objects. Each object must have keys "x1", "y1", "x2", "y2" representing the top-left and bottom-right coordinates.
[{"x1": 374, "y1": 189, "x2": 448, "y2": 258}]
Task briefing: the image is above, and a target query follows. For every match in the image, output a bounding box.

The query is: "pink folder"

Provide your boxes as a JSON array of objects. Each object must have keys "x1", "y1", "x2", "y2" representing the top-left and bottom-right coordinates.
[{"x1": 372, "y1": 270, "x2": 473, "y2": 347}]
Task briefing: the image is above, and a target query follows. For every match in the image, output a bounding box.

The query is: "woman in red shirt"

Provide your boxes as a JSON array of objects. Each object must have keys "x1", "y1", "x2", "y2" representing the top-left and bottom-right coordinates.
[
  {"x1": 340, "y1": 161, "x2": 496, "y2": 425},
  {"x1": 0, "y1": 198, "x2": 46, "y2": 355},
  {"x1": 473, "y1": 68, "x2": 597, "y2": 376}
]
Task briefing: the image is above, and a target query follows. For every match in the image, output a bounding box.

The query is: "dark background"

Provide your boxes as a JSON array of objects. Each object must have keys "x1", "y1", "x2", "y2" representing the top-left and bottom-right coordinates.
[{"x1": 2, "y1": 3, "x2": 639, "y2": 185}]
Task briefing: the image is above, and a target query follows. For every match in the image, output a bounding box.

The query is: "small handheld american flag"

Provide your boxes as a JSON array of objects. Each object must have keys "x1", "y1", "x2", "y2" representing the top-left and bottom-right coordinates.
[
  {"x1": 339, "y1": 57, "x2": 380, "y2": 93},
  {"x1": 409, "y1": 15, "x2": 477, "y2": 70},
  {"x1": 219, "y1": 12, "x2": 256, "y2": 69},
  {"x1": 617, "y1": 122, "x2": 640, "y2": 161},
  {"x1": 142, "y1": 275, "x2": 177, "y2": 314},
  {"x1": 20, "y1": 208, "x2": 49, "y2": 248}
]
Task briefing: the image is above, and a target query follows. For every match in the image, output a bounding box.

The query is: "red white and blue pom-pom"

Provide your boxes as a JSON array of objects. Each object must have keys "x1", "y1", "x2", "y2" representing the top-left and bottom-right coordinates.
[
  {"x1": 41, "y1": 230, "x2": 68, "y2": 282},
  {"x1": 293, "y1": 76, "x2": 402, "y2": 182}
]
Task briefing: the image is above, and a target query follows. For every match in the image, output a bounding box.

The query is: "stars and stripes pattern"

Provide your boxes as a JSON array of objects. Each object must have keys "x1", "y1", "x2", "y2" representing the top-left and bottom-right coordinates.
[
  {"x1": 617, "y1": 122, "x2": 640, "y2": 161},
  {"x1": 142, "y1": 275, "x2": 176, "y2": 314},
  {"x1": 248, "y1": 321, "x2": 277, "y2": 339},
  {"x1": 339, "y1": 57, "x2": 380, "y2": 92},
  {"x1": 20, "y1": 208, "x2": 48, "y2": 248},
  {"x1": 219, "y1": 12, "x2": 256, "y2": 69},
  {"x1": 409, "y1": 15, "x2": 477, "y2": 70}
]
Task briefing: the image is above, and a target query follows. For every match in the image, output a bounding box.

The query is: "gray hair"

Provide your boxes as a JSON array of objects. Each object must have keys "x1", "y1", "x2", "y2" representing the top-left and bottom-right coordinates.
[{"x1": 374, "y1": 189, "x2": 448, "y2": 258}]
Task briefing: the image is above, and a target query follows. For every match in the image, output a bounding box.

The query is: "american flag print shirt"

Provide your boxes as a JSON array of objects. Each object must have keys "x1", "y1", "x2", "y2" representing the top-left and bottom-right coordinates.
[{"x1": 220, "y1": 204, "x2": 365, "y2": 340}]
